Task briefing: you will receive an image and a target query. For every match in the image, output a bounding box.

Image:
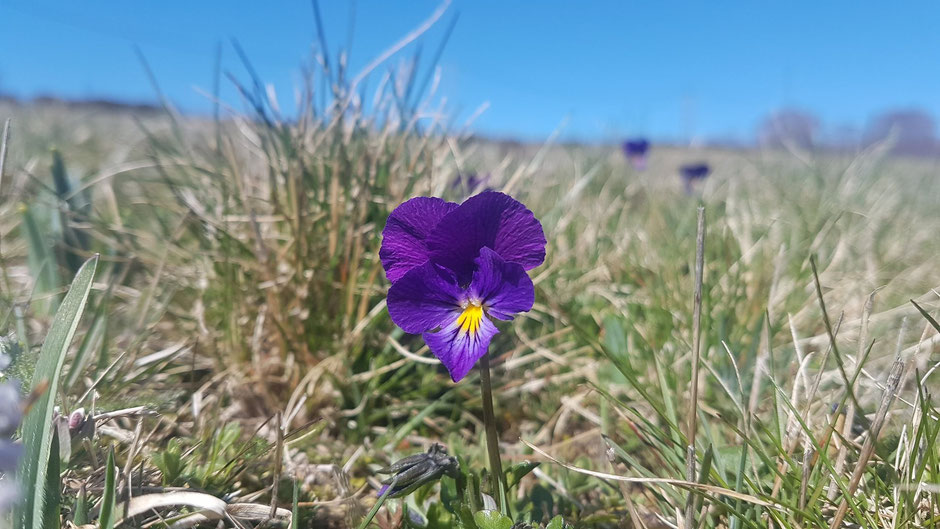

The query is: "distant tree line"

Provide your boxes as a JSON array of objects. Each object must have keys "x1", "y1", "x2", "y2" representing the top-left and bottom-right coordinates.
[
  {"x1": 759, "y1": 107, "x2": 940, "y2": 156},
  {"x1": 0, "y1": 93, "x2": 163, "y2": 115},
  {"x1": 3, "y1": 91, "x2": 940, "y2": 156}
]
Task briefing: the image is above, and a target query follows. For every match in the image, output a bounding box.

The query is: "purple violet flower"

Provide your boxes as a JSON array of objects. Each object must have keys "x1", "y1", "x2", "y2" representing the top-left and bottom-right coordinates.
[
  {"x1": 380, "y1": 191, "x2": 546, "y2": 382},
  {"x1": 452, "y1": 172, "x2": 492, "y2": 194},
  {"x1": 622, "y1": 139, "x2": 650, "y2": 170},
  {"x1": 679, "y1": 162, "x2": 710, "y2": 194},
  {"x1": 0, "y1": 380, "x2": 22, "y2": 511}
]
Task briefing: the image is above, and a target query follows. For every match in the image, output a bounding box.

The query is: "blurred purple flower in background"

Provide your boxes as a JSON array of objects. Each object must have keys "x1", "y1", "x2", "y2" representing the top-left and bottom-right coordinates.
[
  {"x1": 380, "y1": 191, "x2": 546, "y2": 382},
  {"x1": 679, "y1": 162, "x2": 710, "y2": 194},
  {"x1": 622, "y1": 138, "x2": 650, "y2": 170},
  {"x1": 0, "y1": 381, "x2": 22, "y2": 512},
  {"x1": 452, "y1": 172, "x2": 493, "y2": 194},
  {"x1": 0, "y1": 335, "x2": 22, "y2": 512}
]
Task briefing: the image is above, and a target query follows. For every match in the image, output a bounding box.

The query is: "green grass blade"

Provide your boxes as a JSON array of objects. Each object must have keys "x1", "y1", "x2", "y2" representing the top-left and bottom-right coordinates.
[
  {"x1": 40, "y1": 433, "x2": 60, "y2": 529},
  {"x1": 99, "y1": 447, "x2": 116, "y2": 529},
  {"x1": 911, "y1": 299, "x2": 940, "y2": 334},
  {"x1": 63, "y1": 300, "x2": 108, "y2": 392},
  {"x1": 21, "y1": 205, "x2": 62, "y2": 317},
  {"x1": 16, "y1": 254, "x2": 98, "y2": 529},
  {"x1": 291, "y1": 478, "x2": 300, "y2": 529},
  {"x1": 73, "y1": 483, "x2": 89, "y2": 525},
  {"x1": 356, "y1": 477, "x2": 395, "y2": 529}
]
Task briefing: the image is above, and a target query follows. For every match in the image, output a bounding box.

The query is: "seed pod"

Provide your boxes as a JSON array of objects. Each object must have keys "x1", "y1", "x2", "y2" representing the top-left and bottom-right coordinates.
[{"x1": 376, "y1": 443, "x2": 459, "y2": 498}]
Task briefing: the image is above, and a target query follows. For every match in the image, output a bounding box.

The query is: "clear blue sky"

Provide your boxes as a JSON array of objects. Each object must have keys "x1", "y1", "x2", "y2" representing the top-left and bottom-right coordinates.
[{"x1": 1, "y1": 1, "x2": 939, "y2": 143}]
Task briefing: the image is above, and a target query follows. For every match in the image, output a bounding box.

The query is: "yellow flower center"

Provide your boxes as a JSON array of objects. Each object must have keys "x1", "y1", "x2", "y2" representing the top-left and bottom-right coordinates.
[{"x1": 457, "y1": 302, "x2": 484, "y2": 335}]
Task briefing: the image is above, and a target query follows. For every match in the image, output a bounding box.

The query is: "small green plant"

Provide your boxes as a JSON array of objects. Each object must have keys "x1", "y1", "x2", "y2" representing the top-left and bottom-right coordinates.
[
  {"x1": 151, "y1": 423, "x2": 265, "y2": 491},
  {"x1": 151, "y1": 438, "x2": 184, "y2": 485}
]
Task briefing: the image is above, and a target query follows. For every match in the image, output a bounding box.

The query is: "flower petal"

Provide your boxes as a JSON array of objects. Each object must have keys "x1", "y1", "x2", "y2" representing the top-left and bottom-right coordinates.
[
  {"x1": 387, "y1": 263, "x2": 463, "y2": 334},
  {"x1": 428, "y1": 191, "x2": 546, "y2": 283},
  {"x1": 469, "y1": 247, "x2": 534, "y2": 321},
  {"x1": 0, "y1": 441, "x2": 22, "y2": 473},
  {"x1": 0, "y1": 482, "x2": 18, "y2": 511},
  {"x1": 0, "y1": 382, "x2": 21, "y2": 437},
  {"x1": 424, "y1": 313, "x2": 499, "y2": 382},
  {"x1": 380, "y1": 197, "x2": 459, "y2": 283}
]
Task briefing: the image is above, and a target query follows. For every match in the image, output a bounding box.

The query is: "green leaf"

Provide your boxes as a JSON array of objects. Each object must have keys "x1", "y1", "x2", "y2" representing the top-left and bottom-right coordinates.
[
  {"x1": 63, "y1": 301, "x2": 108, "y2": 392},
  {"x1": 21, "y1": 204, "x2": 62, "y2": 317},
  {"x1": 72, "y1": 483, "x2": 89, "y2": 525},
  {"x1": 455, "y1": 505, "x2": 477, "y2": 529},
  {"x1": 16, "y1": 255, "x2": 98, "y2": 529},
  {"x1": 505, "y1": 460, "x2": 540, "y2": 490},
  {"x1": 152, "y1": 438, "x2": 184, "y2": 485},
  {"x1": 40, "y1": 433, "x2": 60, "y2": 529},
  {"x1": 99, "y1": 447, "x2": 116, "y2": 529},
  {"x1": 426, "y1": 502, "x2": 456, "y2": 529},
  {"x1": 472, "y1": 510, "x2": 513, "y2": 529},
  {"x1": 911, "y1": 299, "x2": 940, "y2": 334},
  {"x1": 546, "y1": 515, "x2": 566, "y2": 529},
  {"x1": 50, "y1": 150, "x2": 91, "y2": 275},
  {"x1": 291, "y1": 478, "x2": 300, "y2": 529},
  {"x1": 467, "y1": 472, "x2": 483, "y2": 513}
]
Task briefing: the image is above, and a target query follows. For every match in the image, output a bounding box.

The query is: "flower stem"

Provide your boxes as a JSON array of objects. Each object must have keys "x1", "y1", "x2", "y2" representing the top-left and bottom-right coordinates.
[
  {"x1": 479, "y1": 352, "x2": 509, "y2": 514},
  {"x1": 357, "y1": 478, "x2": 396, "y2": 529}
]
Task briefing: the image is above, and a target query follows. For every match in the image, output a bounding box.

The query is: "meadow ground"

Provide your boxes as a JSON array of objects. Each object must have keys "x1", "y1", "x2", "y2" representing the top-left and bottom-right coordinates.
[{"x1": 1, "y1": 88, "x2": 940, "y2": 529}]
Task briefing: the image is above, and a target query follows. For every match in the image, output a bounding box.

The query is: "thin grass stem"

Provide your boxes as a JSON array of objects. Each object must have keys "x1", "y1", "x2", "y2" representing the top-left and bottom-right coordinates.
[{"x1": 684, "y1": 206, "x2": 706, "y2": 529}]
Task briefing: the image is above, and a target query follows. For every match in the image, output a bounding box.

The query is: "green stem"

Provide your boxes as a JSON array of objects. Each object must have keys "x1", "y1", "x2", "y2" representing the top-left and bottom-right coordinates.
[
  {"x1": 479, "y1": 353, "x2": 509, "y2": 514},
  {"x1": 357, "y1": 477, "x2": 396, "y2": 529}
]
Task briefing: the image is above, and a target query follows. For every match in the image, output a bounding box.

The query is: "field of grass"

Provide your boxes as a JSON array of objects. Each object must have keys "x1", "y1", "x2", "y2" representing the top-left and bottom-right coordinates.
[{"x1": 1, "y1": 43, "x2": 940, "y2": 529}]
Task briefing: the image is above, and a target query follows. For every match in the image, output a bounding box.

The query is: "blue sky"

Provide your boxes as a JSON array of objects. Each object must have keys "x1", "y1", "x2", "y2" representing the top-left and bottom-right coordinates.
[{"x1": 1, "y1": 1, "x2": 939, "y2": 143}]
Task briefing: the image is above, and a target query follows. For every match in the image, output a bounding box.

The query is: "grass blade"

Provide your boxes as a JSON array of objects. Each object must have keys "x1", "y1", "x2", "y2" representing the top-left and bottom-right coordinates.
[
  {"x1": 291, "y1": 478, "x2": 300, "y2": 529},
  {"x1": 16, "y1": 254, "x2": 98, "y2": 529},
  {"x1": 100, "y1": 447, "x2": 117, "y2": 529},
  {"x1": 911, "y1": 299, "x2": 940, "y2": 334},
  {"x1": 63, "y1": 300, "x2": 108, "y2": 392},
  {"x1": 21, "y1": 205, "x2": 62, "y2": 317},
  {"x1": 40, "y1": 433, "x2": 60, "y2": 529},
  {"x1": 73, "y1": 482, "x2": 89, "y2": 525}
]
